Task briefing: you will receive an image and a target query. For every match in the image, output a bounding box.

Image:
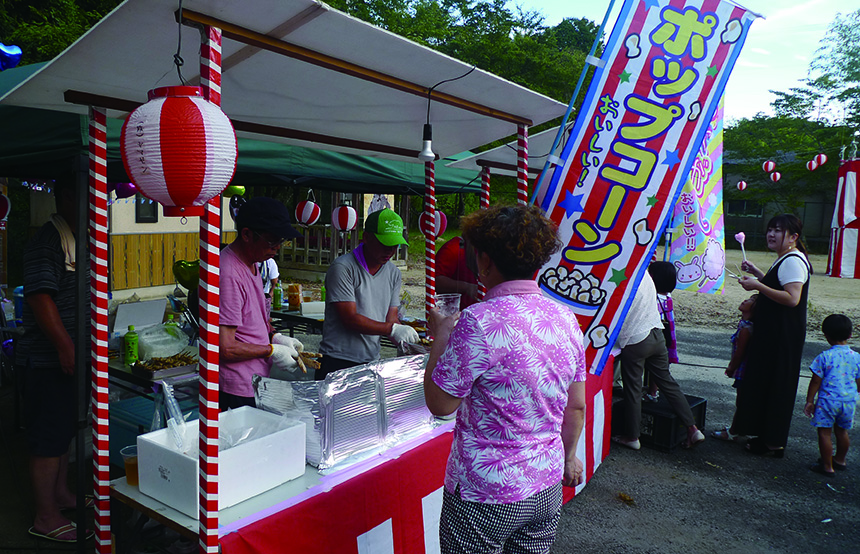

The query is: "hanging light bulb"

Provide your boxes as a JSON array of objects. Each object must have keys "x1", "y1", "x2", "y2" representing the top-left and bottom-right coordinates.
[{"x1": 418, "y1": 123, "x2": 435, "y2": 162}]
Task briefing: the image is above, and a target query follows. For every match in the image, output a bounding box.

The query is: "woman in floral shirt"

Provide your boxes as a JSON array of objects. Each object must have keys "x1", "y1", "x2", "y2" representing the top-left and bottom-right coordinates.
[{"x1": 424, "y1": 204, "x2": 587, "y2": 554}]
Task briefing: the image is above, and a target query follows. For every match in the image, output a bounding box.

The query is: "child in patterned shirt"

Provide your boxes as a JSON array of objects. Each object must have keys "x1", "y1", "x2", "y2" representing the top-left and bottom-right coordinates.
[{"x1": 805, "y1": 314, "x2": 860, "y2": 476}]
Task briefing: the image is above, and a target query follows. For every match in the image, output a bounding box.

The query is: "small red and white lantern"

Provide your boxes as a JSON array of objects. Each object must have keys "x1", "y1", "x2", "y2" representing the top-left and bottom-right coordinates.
[
  {"x1": 736, "y1": 180, "x2": 747, "y2": 191},
  {"x1": 120, "y1": 86, "x2": 237, "y2": 217},
  {"x1": 814, "y1": 153, "x2": 828, "y2": 166},
  {"x1": 295, "y1": 200, "x2": 322, "y2": 226},
  {"x1": 420, "y1": 210, "x2": 447, "y2": 238},
  {"x1": 762, "y1": 160, "x2": 776, "y2": 173},
  {"x1": 806, "y1": 160, "x2": 818, "y2": 171},
  {"x1": 332, "y1": 205, "x2": 357, "y2": 232},
  {"x1": 769, "y1": 171, "x2": 781, "y2": 183}
]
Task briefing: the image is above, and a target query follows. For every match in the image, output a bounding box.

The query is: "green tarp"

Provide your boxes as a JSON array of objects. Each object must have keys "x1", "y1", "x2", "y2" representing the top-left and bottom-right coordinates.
[{"x1": 0, "y1": 63, "x2": 480, "y2": 194}]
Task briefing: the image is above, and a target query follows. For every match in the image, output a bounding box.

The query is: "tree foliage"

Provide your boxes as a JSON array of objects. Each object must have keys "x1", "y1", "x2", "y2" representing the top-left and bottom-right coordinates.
[{"x1": 723, "y1": 115, "x2": 850, "y2": 212}]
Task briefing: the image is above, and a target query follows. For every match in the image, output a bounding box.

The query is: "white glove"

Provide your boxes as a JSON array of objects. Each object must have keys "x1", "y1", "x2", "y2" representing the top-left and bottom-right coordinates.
[
  {"x1": 269, "y1": 343, "x2": 300, "y2": 372},
  {"x1": 390, "y1": 323, "x2": 420, "y2": 344},
  {"x1": 272, "y1": 333, "x2": 304, "y2": 353}
]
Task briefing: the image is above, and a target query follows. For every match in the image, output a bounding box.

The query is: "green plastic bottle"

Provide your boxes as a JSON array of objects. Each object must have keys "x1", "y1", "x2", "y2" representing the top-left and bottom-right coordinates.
[
  {"x1": 272, "y1": 283, "x2": 283, "y2": 310},
  {"x1": 124, "y1": 325, "x2": 139, "y2": 366},
  {"x1": 321, "y1": 285, "x2": 326, "y2": 302}
]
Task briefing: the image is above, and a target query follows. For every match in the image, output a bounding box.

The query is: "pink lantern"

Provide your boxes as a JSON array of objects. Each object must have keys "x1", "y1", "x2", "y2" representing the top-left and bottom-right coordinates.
[
  {"x1": 769, "y1": 172, "x2": 781, "y2": 182},
  {"x1": 762, "y1": 160, "x2": 776, "y2": 173},
  {"x1": 332, "y1": 205, "x2": 357, "y2": 232},
  {"x1": 0, "y1": 194, "x2": 10, "y2": 220},
  {"x1": 814, "y1": 153, "x2": 828, "y2": 166},
  {"x1": 114, "y1": 182, "x2": 137, "y2": 199},
  {"x1": 806, "y1": 160, "x2": 818, "y2": 171},
  {"x1": 295, "y1": 200, "x2": 322, "y2": 226},
  {"x1": 736, "y1": 180, "x2": 747, "y2": 191},
  {"x1": 420, "y1": 210, "x2": 447, "y2": 238},
  {"x1": 120, "y1": 86, "x2": 237, "y2": 217}
]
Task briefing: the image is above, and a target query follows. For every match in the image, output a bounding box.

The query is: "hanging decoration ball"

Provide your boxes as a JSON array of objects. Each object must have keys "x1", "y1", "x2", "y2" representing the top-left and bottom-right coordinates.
[
  {"x1": 762, "y1": 160, "x2": 776, "y2": 173},
  {"x1": 0, "y1": 43, "x2": 23, "y2": 71},
  {"x1": 806, "y1": 160, "x2": 818, "y2": 171},
  {"x1": 769, "y1": 171, "x2": 781, "y2": 183},
  {"x1": 331, "y1": 205, "x2": 357, "y2": 232},
  {"x1": 420, "y1": 210, "x2": 447, "y2": 238},
  {"x1": 229, "y1": 195, "x2": 246, "y2": 222},
  {"x1": 223, "y1": 184, "x2": 245, "y2": 197},
  {"x1": 114, "y1": 182, "x2": 138, "y2": 199},
  {"x1": 814, "y1": 153, "x2": 828, "y2": 166},
  {"x1": 295, "y1": 200, "x2": 322, "y2": 226},
  {"x1": 120, "y1": 86, "x2": 237, "y2": 217},
  {"x1": 736, "y1": 180, "x2": 747, "y2": 191},
  {"x1": 172, "y1": 259, "x2": 200, "y2": 291}
]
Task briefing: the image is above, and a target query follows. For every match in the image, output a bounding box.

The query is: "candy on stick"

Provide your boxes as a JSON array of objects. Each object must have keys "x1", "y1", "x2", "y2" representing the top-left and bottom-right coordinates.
[{"x1": 735, "y1": 232, "x2": 747, "y2": 262}]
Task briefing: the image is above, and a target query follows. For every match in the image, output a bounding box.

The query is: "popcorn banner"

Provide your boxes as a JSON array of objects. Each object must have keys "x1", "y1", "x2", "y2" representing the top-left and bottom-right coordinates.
[
  {"x1": 535, "y1": 0, "x2": 755, "y2": 374},
  {"x1": 668, "y1": 95, "x2": 726, "y2": 294}
]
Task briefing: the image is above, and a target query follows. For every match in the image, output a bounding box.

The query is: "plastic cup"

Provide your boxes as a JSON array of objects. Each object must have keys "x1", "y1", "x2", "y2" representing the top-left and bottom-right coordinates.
[
  {"x1": 435, "y1": 294, "x2": 461, "y2": 317},
  {"x1": 121, "y1": 445, "x2": 139, "y2": 487}
]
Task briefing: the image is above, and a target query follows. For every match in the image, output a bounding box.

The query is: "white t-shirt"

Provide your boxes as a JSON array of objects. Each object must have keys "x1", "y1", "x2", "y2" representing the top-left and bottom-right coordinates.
[
  {"x1": 259, "y1": 259, "x2": 279, "y2": 294},
  {"x1": 772, "y1": 251, "x2": 809, "y2": 286},
  {"x1": 615, "y1": 271, "x2": 663, "y2": 349}
]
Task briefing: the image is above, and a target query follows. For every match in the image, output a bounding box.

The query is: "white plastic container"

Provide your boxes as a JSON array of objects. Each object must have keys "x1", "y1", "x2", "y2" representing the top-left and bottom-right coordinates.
[{"x1": 137, "y1": 406, "x2": 306, "y2": 517}]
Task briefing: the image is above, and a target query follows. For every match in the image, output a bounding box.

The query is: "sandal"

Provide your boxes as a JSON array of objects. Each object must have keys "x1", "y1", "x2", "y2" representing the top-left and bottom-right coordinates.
[
  {"x1": 818, "y1": 458, "x2": 847, "y2": 471},
  {"x1": 29, "y1": 522, "x2": 94, "y2": 543},
  {"x1": 683, "y1": 429, "x2": 705, "y2": 449},
  {"x1": 810, "y1": 462, "x2": 835, "y2": 477},
  {"x1": 710, "y1": 427, "x2": 742, "y2": 442},
  {"x1": 60, "y1": 494, "x2": 94, "y2": 511},
  {"x1": 745, "y1": 439, "x2": 784, "y2": 458}
]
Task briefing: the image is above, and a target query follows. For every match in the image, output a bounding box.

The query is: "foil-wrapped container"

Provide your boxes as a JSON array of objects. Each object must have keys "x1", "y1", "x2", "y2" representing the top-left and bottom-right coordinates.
[{"x1": 253, "y1": 354, "x2": 433, "y2": 470}]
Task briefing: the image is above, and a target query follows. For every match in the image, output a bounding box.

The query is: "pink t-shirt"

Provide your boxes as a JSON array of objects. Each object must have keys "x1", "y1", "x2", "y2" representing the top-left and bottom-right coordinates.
[
  {"x1": 432, "y1": 280, "x2": 587, "y2": 504},
  {"x1": 219, "y1": 244, "x2": 272, "y2": 397}
]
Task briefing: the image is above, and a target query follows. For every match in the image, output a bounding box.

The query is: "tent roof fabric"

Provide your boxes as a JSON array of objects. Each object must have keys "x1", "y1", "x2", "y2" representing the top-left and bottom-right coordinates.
[
  {"x1": 0, "y1": 0, "x2": 566, "y2": 163},
  {"x1": 446, "y1": 126, "x2": 571, "y2": 178},
  {"x1": 0, "y1": 63, "x2": 481, "y2": 194}
]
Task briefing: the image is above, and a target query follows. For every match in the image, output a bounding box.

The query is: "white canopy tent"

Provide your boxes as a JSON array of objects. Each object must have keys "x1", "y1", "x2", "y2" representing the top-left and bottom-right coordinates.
[{"x1": 0, "y1": 1, "x2": 568, "y2": 551}]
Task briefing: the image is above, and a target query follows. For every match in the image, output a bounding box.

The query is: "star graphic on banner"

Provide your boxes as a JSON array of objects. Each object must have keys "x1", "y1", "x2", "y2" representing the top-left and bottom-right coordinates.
[
  {"x1": 558, "y1": 191, "x2": 586, "y2": 218},
  {"x1": 662, "y1": 148, "x2": 681, "y2": 170},
  {"x1": 646, "y1": 195, "x2": 659, "y2": 207},
  {"x1": 643, "y1": 0, "x2": 662, "y2": 10},
  {"x1": 619, "y1": 70, "x2": 632, "y2": 83},
  {"x1": 609, "y1": 267, "x2": 627, "y2": 286},
  {"x1": 706, "y1": 65, "x2": 719, "y2": 77}
]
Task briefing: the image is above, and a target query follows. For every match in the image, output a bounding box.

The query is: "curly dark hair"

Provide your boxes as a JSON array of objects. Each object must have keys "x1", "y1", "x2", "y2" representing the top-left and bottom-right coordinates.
[{"x1": 460, "y1": 204, "x2": 561, "y2": 280}]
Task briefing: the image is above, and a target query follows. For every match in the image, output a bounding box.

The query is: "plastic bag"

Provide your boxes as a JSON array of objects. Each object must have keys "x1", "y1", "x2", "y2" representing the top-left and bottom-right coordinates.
[{"x1": 138, "y1": 325, "x2": 189, "y2": 360}]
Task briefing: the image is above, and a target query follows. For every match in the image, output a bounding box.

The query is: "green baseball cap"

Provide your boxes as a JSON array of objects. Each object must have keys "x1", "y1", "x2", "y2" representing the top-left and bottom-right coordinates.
[{"x1": 364, "y1": 208, "x2": 408, "y2": 246}]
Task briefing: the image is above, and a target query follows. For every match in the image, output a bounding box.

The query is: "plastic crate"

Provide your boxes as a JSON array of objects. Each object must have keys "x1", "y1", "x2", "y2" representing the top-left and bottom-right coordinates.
[{"x1": 612, "y1": 394, "x2": 706, "y2": 451}]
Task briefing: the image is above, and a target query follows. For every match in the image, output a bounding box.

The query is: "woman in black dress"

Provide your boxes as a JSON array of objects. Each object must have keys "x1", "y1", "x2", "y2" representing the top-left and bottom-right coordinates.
[{"x1": 734, "y1": 214, "x2": 811, "y2": 457}]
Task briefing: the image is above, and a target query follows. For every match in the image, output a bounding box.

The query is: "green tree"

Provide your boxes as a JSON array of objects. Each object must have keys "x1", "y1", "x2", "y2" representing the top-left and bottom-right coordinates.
[{"x1": 723, "y1": 115, "x2": 850, "y2": 213}]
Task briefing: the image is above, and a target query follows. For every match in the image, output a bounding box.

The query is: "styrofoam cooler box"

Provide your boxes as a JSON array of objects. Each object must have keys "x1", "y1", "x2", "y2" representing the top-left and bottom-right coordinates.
[{"x1": 137, "y1": 406, "x2": 305, "y2": 518}]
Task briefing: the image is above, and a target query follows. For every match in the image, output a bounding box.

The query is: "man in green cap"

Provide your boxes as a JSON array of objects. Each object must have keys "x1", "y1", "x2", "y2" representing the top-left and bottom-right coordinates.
[{"x1": 318, "y1": 208, "x2": 419, "y2": 379}]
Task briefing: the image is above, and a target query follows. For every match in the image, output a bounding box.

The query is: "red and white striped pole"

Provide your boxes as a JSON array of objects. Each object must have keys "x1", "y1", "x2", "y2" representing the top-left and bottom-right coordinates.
[
  {"x1": 88, "y1": 106, "x2": 112, "y2": 554},
  {"x1": 477, "y1": 166, "x2": 490, "y2": 301},
  {"x1": 198, "y1": 25, "x2": 222, "y2": 554},
  {"x1": 424, "y1": 161, "x2": 436, "y2": 319},
  {"x1": 517, "y1": 124, "x2": 529, "y2": 205}
]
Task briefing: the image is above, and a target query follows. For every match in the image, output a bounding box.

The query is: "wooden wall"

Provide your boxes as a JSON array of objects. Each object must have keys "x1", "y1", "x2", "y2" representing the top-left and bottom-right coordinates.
[{"x1": 111, "y1": 231, "x2": 237, "y2": 290}]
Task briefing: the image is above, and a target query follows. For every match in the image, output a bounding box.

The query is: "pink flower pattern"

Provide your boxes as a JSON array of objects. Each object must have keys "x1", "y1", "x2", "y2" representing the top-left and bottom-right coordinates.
[{"x1": 432, "y1": 280, "x2": 586, "y2": 504}]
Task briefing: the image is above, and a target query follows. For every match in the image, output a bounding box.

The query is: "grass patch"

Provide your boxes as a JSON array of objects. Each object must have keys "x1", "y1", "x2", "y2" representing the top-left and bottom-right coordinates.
[{"x1": 407, "y1": 229, "x2": 460, "y2": 261}]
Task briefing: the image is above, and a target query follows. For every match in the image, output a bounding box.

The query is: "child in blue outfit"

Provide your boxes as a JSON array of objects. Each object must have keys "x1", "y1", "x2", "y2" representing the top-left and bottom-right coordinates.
[
  {"x1": 804, "y1": 314, "x2": 860, "y2": 476},
  {"x1": 712, "y1": 294, "x2": 756, "y2": 441}
]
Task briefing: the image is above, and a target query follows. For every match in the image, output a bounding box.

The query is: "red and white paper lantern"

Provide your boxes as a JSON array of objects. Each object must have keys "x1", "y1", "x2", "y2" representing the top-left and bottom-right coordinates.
[
  {"x1": 420, "y1": 210, "x2": 447, "y2": 238},
  {"x1": 815, "y1": 153, "x2": 828, "y2": 166},
  {"x1": 295, "y1": 200, "x2": 322, "y2": 226},
  {"x1": 332, "y1": 205, "x2": 357, "y2": 232},
  {"x1": 770, "y1": 171, "x2": 782, "y2": 182},
  {"x1": 736, "y1": 180, "x2": 747, "y2": 191},
  {"x1": 120, "y1": 86, "x2": 237, "y2": 217},
  {"x1": 762, "y1": 160, "x2": 776, "y2": 173},
  {"x1": 806, "y1": 160, "x2": 818, "y2": 171}
]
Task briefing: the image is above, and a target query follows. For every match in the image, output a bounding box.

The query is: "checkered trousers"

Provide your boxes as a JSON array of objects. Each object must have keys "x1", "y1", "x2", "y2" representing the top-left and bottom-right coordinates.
[{"x1": 439, "y1": 483, "x2": 563, "y2": 554}]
